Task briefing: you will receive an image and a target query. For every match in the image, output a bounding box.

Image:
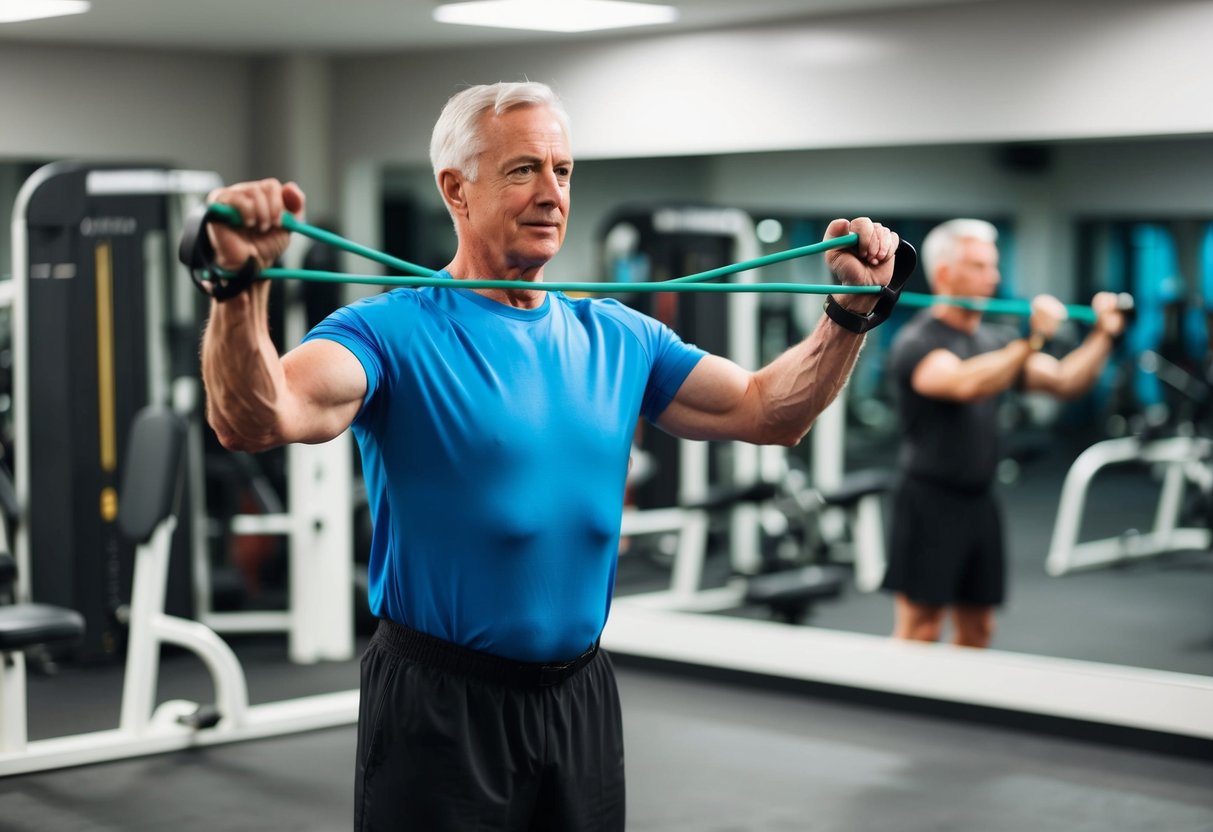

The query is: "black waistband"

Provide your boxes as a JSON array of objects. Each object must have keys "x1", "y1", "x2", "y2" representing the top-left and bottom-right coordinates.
[
  {"x1": 371, "y1": 618, "x2": 600, "y2": 688},
  {"x1": 903, "y1": 471, "x2": 994, "y2": 497}
]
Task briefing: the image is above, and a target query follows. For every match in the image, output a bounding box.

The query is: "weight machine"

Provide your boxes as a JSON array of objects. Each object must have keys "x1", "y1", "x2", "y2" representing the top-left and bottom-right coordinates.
[{"x1": 6, "y1": 162, "x2": 354, "y2": 664}]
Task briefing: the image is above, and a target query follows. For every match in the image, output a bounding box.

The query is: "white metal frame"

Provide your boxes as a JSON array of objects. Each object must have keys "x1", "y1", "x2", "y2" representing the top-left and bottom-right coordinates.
[
  {"x1": 1045, "y1": 434, "x2": 1213, "y2": 576},
  {"x1": 0, "y1": 500, "x2": 356, "y2": 776}
]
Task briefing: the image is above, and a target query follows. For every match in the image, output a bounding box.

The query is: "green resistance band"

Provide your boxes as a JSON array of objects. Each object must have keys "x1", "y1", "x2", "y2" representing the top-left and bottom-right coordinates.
[
  {"x1": 197, "y1": 203, "x2": 874, "y2": 297},
  {"x1": 183, "y1": 203, "x2": 1117, "y2": 326},
  {"x1": 899, "y1": 293, "x2": 1100, "y2": 325}
]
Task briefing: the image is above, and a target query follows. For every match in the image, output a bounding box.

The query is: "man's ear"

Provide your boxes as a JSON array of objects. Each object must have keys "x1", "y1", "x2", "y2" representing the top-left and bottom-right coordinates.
[
  {"x1": 932, "y1": 263, "x2": 949, "y2": 294},
  {"x1": 439, "y1": 170, "x2": 468, "y2": 217}
]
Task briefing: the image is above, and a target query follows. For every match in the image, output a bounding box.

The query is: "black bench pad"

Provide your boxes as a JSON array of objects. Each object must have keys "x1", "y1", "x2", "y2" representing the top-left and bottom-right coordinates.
[
  {"x1": 0, "y1": 604, "x2": 85, "y2": 651},
  {"x1": 818, "y1": 469, "x2": 895, "y2": 508},
  {"x1": 745, "y1": 565, "x2": 846, "y2": 606}
]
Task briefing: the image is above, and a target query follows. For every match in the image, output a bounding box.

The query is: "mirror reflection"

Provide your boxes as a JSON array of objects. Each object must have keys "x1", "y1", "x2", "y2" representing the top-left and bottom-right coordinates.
[{"x1": 377, "y1": 137, "x2": 1213, "y2": 678}]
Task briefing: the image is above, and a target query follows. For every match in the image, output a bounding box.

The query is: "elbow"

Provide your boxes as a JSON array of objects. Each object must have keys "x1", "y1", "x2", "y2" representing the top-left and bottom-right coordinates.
[
  {"x1": 210, "y1": 422, "x2": 280, "y2": 454},
  {"x1": 213, "y1": 429, "x2": 260, "y2": 454},
  {"x1": 755, "y1": 420, "x2": 810, "y2": 448},
  {"x1": 950, "y1": 381, "x2": 995, "y2": 404}
]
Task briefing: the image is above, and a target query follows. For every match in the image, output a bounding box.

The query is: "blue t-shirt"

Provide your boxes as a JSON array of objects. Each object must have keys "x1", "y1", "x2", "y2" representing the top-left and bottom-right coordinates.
[{"x1": 303, "y1": 281, "x2": 705, "y2": 662}]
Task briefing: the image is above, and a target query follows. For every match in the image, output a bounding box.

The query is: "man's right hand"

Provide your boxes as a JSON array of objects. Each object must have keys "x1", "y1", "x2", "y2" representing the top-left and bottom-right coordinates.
[{"x1": 206, "y1": 178, "x2": 306, "y2": 272}]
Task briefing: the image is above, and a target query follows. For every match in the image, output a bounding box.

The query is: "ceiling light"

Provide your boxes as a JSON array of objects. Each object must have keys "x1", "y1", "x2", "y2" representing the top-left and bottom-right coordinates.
[
  {"x1": 434, "y1": 0, "x2": 677, "y2": 33},
  {"x1": 0, "y1": 0, "x2": 90, "y2": 24}
]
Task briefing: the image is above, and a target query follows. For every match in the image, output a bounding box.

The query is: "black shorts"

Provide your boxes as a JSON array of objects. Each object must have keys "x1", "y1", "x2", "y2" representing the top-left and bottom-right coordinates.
[
  {"x1": 355, "y1": 619, "x2": 626, "y2": 832},
  {"x1": 881, "y1": 476, "x2": 1006, "y2": 607}
]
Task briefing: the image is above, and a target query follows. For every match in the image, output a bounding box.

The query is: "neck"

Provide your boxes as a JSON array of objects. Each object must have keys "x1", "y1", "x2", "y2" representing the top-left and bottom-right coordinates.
[{"x1": 445, "y1": 250, "x2": 547, "y2": 309}]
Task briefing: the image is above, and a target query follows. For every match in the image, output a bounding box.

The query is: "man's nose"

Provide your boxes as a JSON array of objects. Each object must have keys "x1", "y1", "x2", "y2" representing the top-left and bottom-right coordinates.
[{"x1": 534, "y1": 168, "x2": 562, "y2": 204}]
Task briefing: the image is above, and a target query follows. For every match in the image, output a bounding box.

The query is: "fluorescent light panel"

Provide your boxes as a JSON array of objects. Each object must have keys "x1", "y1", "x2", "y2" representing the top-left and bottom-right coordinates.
[
  {"x1": 0, "y1": 0, "x2": 90, "y2": 24},
  {"x1": 434, "y1": 0, "x2": 677, "y2": 33}
]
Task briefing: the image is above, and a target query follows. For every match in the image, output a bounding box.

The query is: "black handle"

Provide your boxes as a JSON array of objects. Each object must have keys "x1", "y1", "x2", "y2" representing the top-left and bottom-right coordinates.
[
  {"x1": 178, "y1": 203, "x2": 262, "y2": 302},
  {"x1": 822, "y1": 239, "x2": 918, "y2": 334}
]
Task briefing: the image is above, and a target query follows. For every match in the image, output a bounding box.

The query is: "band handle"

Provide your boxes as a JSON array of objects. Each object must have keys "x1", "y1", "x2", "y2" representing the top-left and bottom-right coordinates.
[
  {"x1": 822, "y1": 239, "x2": 918, "y2": 334},
  {"x1": 177, "y1": 203, "x2": 263, "y2": 302}
]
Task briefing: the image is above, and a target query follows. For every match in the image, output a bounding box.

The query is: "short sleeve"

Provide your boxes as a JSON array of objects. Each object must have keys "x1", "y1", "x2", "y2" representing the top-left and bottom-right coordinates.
[
  {"x1": 637, "y1": 318, "x2": 706, "y2": 422},
  {"x1": 302, "y1": 302, "x2": 384, "y2": 417}
]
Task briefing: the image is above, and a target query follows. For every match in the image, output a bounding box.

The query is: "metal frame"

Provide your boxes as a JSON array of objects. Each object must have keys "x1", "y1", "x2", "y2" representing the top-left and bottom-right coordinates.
[
  {"x1": 1045, "y1": 434, "x2": 1213, "y2": 576},
  {"x1": 0, "y1": 496, "x2": 356, "y2": 776}
]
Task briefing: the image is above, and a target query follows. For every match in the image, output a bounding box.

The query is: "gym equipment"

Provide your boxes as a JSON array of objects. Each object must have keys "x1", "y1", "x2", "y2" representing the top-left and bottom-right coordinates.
[
  {"x1": 0, "y1": 464, "x2": 86, "y2": 754},
  {"x1": 180, "y1": 201, "x2": 898, "y2": 299},
  {"x1": 7, "y1": 163, "x2": 354, "y2": 665},
  {"x1": 7, "y1": 162, "x2": 217, "y2": 662},
  {"x1": 619, "y1": 458, "x2": 893, "y2": 618},
  {"x1": 895, "y1": 290, "x2": 1136, "y2": 324},
  {"x1": 1046, "y1": 350, "x2": 1213, "y2": 576},
  {"x1": 0, "y1": 406, "x2": 356, "y2": 776}
]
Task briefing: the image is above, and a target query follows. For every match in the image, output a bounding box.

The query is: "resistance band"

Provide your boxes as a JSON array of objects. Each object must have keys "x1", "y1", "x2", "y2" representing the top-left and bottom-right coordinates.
[
  {"x1": 185, "y1": 203, "x2": 877, "y2": 295},
  {"x1": 178, "y1": 203, "x2": 1125, "y2": 327},
  {"x1": 896, "y1": 292, "x2": 1128, "y2": 326}
]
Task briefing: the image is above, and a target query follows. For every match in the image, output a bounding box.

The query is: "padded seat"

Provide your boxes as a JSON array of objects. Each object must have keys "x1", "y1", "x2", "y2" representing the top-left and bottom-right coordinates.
[
  {"x1": 0, "y1": 603, "x2": 84, "y2": 652},
  {"x1": 744, "y1": 565, "x2": 846, "y2": 624},
  {"x1": 818, "y1": 468, "x2": 895, "y2": 508}
]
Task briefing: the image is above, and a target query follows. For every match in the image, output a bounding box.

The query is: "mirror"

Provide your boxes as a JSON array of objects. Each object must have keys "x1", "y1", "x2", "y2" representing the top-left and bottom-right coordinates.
[{"x1": 379, "y1": 134, "x2": 1213, "y2": 695}]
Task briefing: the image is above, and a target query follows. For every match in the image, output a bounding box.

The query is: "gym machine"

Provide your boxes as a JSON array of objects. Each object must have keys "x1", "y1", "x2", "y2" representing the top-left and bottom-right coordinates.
[
  {"x1": 6, "y1": 162, "x2": 353, "y2": 665},
  {"x1": 0, "y1": 406, "x2": 356, "y2": 776}
]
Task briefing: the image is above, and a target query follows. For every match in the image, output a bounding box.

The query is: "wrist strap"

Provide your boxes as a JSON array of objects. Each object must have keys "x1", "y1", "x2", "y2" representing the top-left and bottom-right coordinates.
[
  {"x1": 821, "y1": 239, "x2": 918, "y2": 334},
  {"x1": 178, "y1": 203, "x2": 265, "y2": 302}
]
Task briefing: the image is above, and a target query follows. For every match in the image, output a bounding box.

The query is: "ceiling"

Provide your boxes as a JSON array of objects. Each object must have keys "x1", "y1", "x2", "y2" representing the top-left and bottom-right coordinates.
[{"x1": 0, "y1": 0, "x2": 994, "y2": 54}]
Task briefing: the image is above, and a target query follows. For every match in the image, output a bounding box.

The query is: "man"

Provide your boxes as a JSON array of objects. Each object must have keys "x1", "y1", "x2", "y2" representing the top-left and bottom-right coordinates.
[
  {"x1": 882, "y1": 218, "x2": 1125, "y2": 649},
  {"x1": 200, "y1": 81, "x2": 900, "y2": 831}
]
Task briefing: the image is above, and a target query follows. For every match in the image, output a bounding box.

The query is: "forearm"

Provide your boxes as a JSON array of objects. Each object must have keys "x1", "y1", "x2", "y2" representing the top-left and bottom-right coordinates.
[
  {"x1": 200, "y1": 292, "x2": 289, "y2": 452},
  {"x1": 751, "y1": 316, "x2": 867, "y2": 446},
  {"x1": 922, "y1": 339, "x2": 1035, "y2": 402},
  {"x1": 1052, "y1": 330, "x2": 1115, "y2": 398},
  {"x1": 964, "y1": 340, "x2": 1036, "y2": 398}
]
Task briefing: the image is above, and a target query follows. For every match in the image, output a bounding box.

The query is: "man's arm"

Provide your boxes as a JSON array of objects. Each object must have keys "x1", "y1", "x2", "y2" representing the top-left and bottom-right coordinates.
[
  {"x1": 200, "y1": 178, "x2": 366, "y2": 453},
  {"x1": 655, "y1": 217, "x2": 896, "y2": 447},
  {"x1": 1022, "y1": 292, "x2": 1125, "y2": 399},
  {"x1": 909, "y1": 294, "x2": 1068, "y2": 403},
  {"x1": 910, "y1": 340, "x2": 1035, "y2": 402}
]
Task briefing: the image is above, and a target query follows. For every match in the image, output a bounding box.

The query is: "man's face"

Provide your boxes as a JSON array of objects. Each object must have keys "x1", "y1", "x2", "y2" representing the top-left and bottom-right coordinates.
[
  {"x1": 940, "y1": 237, "x2": 1000, "y2": 298},
  {"x1": 461, "y1": 104, "x2": 572, "y2": 271}
]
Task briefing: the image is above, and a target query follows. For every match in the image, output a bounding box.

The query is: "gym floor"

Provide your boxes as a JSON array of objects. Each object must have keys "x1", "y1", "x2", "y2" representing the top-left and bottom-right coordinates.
[
  {"x1": 3, "y1": 437, "x2": 1212, "y2": 831},
  {"x1": 3, "y1": 646, "x2": 1212, "y2": 832}
]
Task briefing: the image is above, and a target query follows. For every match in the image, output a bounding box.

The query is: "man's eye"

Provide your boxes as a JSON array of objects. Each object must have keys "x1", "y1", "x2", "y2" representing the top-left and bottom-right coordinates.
[{"x1": 514, "y1": 165, "x2": 533, "y2": 175}]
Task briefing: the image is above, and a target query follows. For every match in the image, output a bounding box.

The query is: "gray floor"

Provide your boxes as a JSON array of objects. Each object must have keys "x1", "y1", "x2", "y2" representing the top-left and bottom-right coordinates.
[{"x1": 2, "y1": 662, "x2": 1211, "y2": 832}]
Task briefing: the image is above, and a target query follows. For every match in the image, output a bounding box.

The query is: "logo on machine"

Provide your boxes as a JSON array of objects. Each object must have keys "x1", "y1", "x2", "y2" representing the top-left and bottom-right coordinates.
[{"x1": 80, "y1": 216, "x2": 138, "y2": 237}]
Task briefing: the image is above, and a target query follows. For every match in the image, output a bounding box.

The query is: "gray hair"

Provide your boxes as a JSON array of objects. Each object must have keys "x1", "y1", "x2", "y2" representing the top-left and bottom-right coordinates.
[
  {"x1": 430, "y1": 81, "x2": 571, "y2": 186},
  {"x1": 921, "y1": 218, "x2": 998, "y2": 286}
]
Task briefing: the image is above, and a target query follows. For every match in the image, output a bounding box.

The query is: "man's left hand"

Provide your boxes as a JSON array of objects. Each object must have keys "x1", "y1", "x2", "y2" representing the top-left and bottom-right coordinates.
[{"x1": 1091, "y1": 291, "x2": 1126, "y2": 338}]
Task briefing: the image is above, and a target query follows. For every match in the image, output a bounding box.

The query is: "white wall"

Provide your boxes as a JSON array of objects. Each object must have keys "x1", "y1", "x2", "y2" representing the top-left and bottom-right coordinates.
[
  {"x1": 332, "y1": 0, "x2": 1213, "y2": 169},
  {"x1": 0, "y1": 43, "x2": 253, "y2": 182}
]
